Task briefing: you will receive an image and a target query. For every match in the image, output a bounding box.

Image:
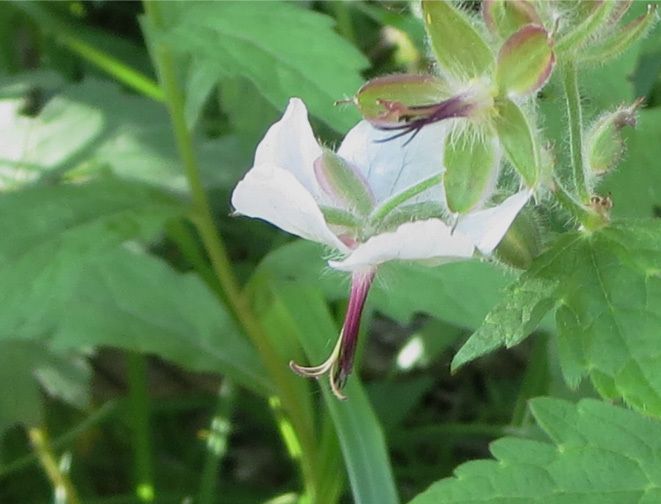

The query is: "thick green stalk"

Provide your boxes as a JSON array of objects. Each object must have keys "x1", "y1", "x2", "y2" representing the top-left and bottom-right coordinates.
[
  {"x1": 561, "y1": 60, "x2": 590, "y2": 203},
  {"x1": 127, "y1": 352, "x2": 155, "y2": 502},
  {"x1": 28, "y1": 428, "x2": 81, "y2": 504},
  {"x1": 196, "y1": 381, "x2": 235, "y2": 504},
  {"x1": 142, "y1": 2, "x2": 320, "y2": 500}
]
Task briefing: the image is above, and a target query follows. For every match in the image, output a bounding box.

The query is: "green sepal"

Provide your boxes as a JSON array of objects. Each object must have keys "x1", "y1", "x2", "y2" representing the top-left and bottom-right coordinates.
[
  {"x1": 496, "y1": 25, "x2": 555, "y2": 96},
  {"x1": 354, "y1": 74, "x2": 449, "y2": 127},
  {"x1": 556, "y1": 1, "x2": 615, "y2": 54},
  {"x1": 320, "y1": 206, "x2": 363, "y2": 228},
  {"x1": 421, "y1": 0, "x2": 494, "y2": 79},
  {"x1": 494, "y1": 205, "x2": 542, "y2": 269},
  {"x1": 377, "y1": 201, "x2": 444, "y2": 233},
  {"x1": 443, "y1": 124, "x2": 499, "y2": 214},
  {"x1": 576, "y1": 4, "x2": 658, "y2": 64},
  {"x1": 482, "y1": 0, "x2": 543, "y2": 40},
  {"x1": 314, "y1": 149, "x2": 375, "y2": 216},
  {"x1": 585, "y1": 102, "x2": 639, "y2": 175},
  {"x1": 492, "y1": 98, "x2": 540, "y2": 188}
]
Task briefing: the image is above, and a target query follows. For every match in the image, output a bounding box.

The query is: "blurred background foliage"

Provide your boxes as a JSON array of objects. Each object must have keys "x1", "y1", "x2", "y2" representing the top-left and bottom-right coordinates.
[{"x1": 0, "y1": 2, "x2": 659, "y2": 504}]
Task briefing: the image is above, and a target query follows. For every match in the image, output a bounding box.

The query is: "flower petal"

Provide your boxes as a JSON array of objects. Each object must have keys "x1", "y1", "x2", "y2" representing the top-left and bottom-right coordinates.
[
  {"x1": 328, "y1": 218, "x2": 474, "y2": 271},
  {"x1": 232, "y1": 162, "x2": 350, "y2": 253},
  {"x1": 337, "y1": 120, "x2": 449, "y2": 203},
  {"x1": 253, "y1": 98, "x2": 323, "y2": 197},
  {"x1": 455, "y1": 189, "x2": 532, "y2": 255}
]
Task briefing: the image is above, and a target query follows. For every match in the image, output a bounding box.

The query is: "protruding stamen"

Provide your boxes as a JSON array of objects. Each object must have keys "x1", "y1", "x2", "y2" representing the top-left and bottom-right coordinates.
[{"x1": 289, "y1": 268, "x2": 377, "y2": 400}]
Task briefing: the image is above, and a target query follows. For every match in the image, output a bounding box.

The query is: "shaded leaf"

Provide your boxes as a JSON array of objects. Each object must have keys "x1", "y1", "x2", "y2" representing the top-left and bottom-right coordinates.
[
  {"x1": 453, "y1": 220, "x2": 661, "y2": 418},
  {"x1": 0, "y1": 340, "x2": 90, "y2": 436}
]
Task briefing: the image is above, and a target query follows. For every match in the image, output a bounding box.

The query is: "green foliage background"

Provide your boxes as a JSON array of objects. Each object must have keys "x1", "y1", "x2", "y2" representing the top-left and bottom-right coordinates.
[{"x1": 1, "y1": 2, "x2": 661, "y2": 504}]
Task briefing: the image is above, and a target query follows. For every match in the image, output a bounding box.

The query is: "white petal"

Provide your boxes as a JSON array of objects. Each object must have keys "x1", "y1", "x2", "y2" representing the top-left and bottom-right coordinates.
[
  {"x1": 253, "y1": 98, "x2": 323, "y2": 197},
  {"x1": 455, "y1": 189, "x2": 533, "y2": 255},
  {"x1": 232, "y1": 163, "x2": 350, "y2": 253},
  {"x1": 336, "y1": 120, "x2": 450, "y2": 203},
  {"x1": 329, "y1": 218, "x2": 475, "y2": 271}
]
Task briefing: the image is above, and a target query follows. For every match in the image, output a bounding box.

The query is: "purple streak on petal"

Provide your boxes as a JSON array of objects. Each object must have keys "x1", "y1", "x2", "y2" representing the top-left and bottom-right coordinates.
[{"x1": 332, "y1": 268, "x2": 377, "y2": 392}]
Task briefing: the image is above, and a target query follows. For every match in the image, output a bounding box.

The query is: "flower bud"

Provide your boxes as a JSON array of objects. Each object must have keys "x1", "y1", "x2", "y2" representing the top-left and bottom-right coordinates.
[
  {"x1": 421, "y1": 0, "x2": 494, "y2": 79},
  {"x1": 585, "y1": 101, "x2": 640, "y2": 175},
  {"x1": 354, "y1": 74, "x2": 449, "y2": 128},
  {"x1": 494, "y1": 205, "x2": 542, "y2": 269},
  {"x1": 482, "y1": 0, "x2": 543, "y2": 40},
  {"x1": 495, "y1": 25, "x2": 555, "y2": 97},
  {"x1": 314, "y1": 149, "x2": 375, "y2": 216},
  {"x1": 576, "y1": 4, "x2": 658, "y2": 64},
  {"x1": 444, "y1": 123, "x2": 500, "y2": 214},
  {"x1": 555, "y1": 1, "x2": 615, "y2": 54},
  {"x1": 492, "y1": 98, "x2": 541, "y2": 188}
]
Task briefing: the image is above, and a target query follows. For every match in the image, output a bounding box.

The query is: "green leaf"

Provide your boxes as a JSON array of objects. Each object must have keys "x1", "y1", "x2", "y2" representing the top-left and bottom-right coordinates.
[
  {"x1": 54, "y1": 247, "x2": 271, "y2": 396},
  {"x1": 0, "y1": 75, "x2": 246, "y2": 192},
  {"x1": 454, "y1": 220, "x2": 661, "y2": 418},
  {"x1": 0, "y1": 178, "x2": 183, "y2": 339},
  {"x1": 254, "y1": 240, "x2": 516, "y2": 331},
  {"x1": 451, "y1": 276, "x2": 558, "y2": 372},
  {"x1": 262, "y1": 282, "x2": 399, "y2": 504},
  {"x1": 408, "y1": 397, "x2": 661, "y2": 504},
  {"x1": 160, "y1": 2, "x2": 368, "y2": 133},
  {"x1": 0, "y1": 340, "x2": 90, "y2": 435}
]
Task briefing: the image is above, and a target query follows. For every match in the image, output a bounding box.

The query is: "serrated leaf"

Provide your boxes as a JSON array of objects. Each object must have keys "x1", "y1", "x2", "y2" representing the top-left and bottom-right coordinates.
[
  {"x1": 159, "y1": 2, "x2": 368, "y2": 133},
  {"x1": 452, "y1": 276, "x2": 558, "y2": 371},
  {"x1": 409, "y1": 397, "x2": 661, "y2": 504},
  {"x1": 455, "y1": 220, "x2": 661, "y2": 418}
]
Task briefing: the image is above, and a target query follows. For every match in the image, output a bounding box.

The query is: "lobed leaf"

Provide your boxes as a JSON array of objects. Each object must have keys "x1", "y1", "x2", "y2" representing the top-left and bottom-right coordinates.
[
  {"x1": 408, "y1": 397, "x2": 661, "y2": 504},
  {"x1": 453, "y1": 220, "x2": 661, "y2": 419}
]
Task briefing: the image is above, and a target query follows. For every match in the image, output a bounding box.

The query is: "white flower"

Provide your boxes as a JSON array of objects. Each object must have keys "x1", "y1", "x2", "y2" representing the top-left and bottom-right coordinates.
[{"x1": 231, "y1": 98, "x2": 531, "y2": 398}]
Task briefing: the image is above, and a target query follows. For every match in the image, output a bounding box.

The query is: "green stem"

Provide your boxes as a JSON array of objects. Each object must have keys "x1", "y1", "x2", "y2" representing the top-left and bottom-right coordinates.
[
  {"x1": 370, "y1": 173, "x2": 443, "y2": 222},
  {"x1": 13, "y1": 2, "x2": 163, "y2": 101},
  {"x1": 127, "y1": 352, "x2": 155, "y2": 502},
  {"x1": 1, "y1": 401, "x2": 118, "y2": 478},
  {"x1": 58, "y1": 33, "x2": 164, "y2": 102},
  {"x1": 561, "y1": 60, "x2": 590, "y2": 203},
  {"x1": 329, "y1": 1, "x2": 356, "y2": 44},
  {"x1": 28, "y1": 427, "x2": 81, "y2": 504},
  {"x1": 196, "y1": 381, "x2": 235, "y2": 504},
  {"x1": 142, "y1": 2, "x2": 320, "y2": 500},
  {"x1": 511, "y1": 334, "x2": 549, "y2": 427}
]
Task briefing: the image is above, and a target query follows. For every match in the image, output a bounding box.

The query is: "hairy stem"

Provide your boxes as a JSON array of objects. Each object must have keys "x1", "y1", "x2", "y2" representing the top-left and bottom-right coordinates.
[{"x1": 561, "y1": 60, "x2": 590, "y2": 203}]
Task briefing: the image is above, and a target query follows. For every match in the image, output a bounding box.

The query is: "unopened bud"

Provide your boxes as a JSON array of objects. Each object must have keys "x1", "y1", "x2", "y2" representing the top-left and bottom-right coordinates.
[
  {"x1": 496, "y1": 25, "x2": 555, "y2": 97},
  {"x1": 585, "y1": 100, "x2": 641, "y2": 175},
  {"x1": 483, "y1": 0, "x2": 543, "y2": 40}
]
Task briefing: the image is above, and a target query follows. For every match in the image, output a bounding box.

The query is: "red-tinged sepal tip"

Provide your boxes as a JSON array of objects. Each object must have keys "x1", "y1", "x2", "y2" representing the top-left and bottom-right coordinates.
[
  {"x1": 483, "y1": 0, "x2": 543, "y2": 40},
  {"x1": 496, "y1": 25, "x2": 555, "y2": 97}
]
